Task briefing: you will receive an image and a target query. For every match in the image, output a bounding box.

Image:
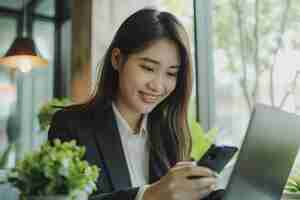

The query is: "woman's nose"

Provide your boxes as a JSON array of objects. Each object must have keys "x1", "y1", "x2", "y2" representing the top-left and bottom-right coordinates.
[{"x1": 148, "y1": 75, "x2": 165, "y2": 93}]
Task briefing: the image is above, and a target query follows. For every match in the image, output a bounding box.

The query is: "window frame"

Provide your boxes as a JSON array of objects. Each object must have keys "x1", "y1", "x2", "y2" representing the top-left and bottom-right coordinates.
[{"x1": 193, "y1": 0, "x2": 216, "y2": 131}]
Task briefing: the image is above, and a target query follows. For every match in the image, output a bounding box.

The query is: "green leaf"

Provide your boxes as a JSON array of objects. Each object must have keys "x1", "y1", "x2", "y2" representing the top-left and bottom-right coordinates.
[
  {"x1": 38, "y1": 98, "x2": 72, "y2": 132},
  {"x1": 189, "y1": 120, "x2": 218, "y2": 160},
  {"x1": 285, "y1": 168, "x2": 300, "y2": 193}
]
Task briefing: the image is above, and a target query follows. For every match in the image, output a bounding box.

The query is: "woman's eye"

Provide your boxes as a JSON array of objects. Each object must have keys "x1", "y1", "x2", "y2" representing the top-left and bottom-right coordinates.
[
  {"x1": 167, "y1": 72, "x2": 178, "y2": 77},
  {"x1": 141, "y1": 65, "x2": 154, "y2": 72}
]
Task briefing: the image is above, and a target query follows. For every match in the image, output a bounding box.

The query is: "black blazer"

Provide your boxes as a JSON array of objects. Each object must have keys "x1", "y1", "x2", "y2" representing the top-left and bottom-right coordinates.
[
  {"x1": 48, "y1": 102, "x2": 172, "y2": 200},
  {"x1": 48, "y1": 102, "x2": 223, "y2": 200}
]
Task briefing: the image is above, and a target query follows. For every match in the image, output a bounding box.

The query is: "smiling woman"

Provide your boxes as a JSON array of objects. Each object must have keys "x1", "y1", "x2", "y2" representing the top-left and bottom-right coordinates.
[
  {"x1": 48, "y1": 8, "x2": 219, "y2": 200},
  {"x1": 111, "y1": 38, "x2": 180, "y2": 123}
]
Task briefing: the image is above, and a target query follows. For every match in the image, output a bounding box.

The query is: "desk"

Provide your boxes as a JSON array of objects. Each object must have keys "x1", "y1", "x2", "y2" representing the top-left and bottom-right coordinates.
[{"x1": 281, "y1": 192, "x2": 300, "y2": 200}]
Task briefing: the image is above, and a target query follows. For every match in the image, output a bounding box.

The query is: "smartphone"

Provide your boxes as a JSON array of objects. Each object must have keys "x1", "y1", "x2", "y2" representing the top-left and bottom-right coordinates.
[{"x1": 196, "y1": 144, "x2": 238, "y2": 173}]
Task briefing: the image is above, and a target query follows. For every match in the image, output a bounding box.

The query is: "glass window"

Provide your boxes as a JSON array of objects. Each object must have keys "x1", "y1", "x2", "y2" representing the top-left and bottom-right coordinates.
[
  {"x1": 0, "y1": 17, "x2": 17, "y2": 152},
  {"x1": 33, "y1": 19, "x2": 55, "y2": 101},
  {"x1": 0, "y1": 0, "x2": 31, "y2": 10},
  {"x1": 35, "y1": 0, "x2": 56, "y2": 17},
  {"x1": 31, "y1": 20, "x2": 55, "y2": 146},
  {"x1": 14, "y1": 19, "x2": 55, "y2": 156},
  {"x1": 0, "y1": 17, "x2": 17, "y2": 56},
  {"x1": 213, "y1": 0, "x2": 300, "y2": 144},
  {"x1": 212, "y1": 0, "x2": 300, "y2": 185}
]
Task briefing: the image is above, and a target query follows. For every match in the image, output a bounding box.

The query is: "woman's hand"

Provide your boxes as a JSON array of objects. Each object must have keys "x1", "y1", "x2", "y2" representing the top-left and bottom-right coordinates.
[{"x1": 143, "y1": 161, "x2": 217, "y2": 200}]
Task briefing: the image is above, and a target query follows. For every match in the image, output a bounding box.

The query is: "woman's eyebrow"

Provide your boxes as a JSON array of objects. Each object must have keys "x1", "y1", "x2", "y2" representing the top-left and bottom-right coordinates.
[
  {"x1": 139, "y1": 57, "x2": 160, "y2": 65},
  {"x1": 139, "y1": 57, "x2": 180, "y2": 69},
  {"x1": 169, "y1": 65, "x2": 180, "y2": 70}
]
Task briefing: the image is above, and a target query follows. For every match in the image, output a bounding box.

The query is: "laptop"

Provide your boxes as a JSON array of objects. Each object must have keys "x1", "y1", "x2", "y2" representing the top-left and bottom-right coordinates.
[{"x1": 223, "y1": 103, "x2": 300, "y2": 200}]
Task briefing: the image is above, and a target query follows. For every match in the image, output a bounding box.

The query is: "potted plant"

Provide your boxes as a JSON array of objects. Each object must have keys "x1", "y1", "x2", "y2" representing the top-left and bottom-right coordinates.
[
  {"x1": 283, "y1": 168, "x2": 300, "y2": 199},
  {"x1": 38, "y1": 98, "x2": 72, "y2": 132},
  {"x1": 8, "y1": 139, "x2": 100, "y2": 200}
]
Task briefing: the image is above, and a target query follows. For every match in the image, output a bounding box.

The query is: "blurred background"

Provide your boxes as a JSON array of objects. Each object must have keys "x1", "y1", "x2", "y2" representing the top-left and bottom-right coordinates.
[
  {"x1": 0, "y1": 0, "x2": 300, "y2": 198},
  {"x1": 0, "y1": 0, "x2": 195, "y2": 160}
]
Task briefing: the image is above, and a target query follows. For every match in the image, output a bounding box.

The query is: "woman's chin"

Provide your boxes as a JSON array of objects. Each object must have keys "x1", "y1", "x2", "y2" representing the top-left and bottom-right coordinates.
[{"x1": 137, "y1": 103, "x2": 156, "y2": 114}]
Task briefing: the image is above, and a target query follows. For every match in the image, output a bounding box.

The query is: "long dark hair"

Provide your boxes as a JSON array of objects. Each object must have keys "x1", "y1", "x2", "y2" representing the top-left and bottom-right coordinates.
[{"x1": 84, "y1": 8, "x2": 193, "y2": 165}]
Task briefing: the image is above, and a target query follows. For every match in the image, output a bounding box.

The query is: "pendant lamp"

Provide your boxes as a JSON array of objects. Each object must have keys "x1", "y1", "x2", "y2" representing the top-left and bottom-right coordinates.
[{"x1": 0, "y1": 0, "x2": 48, "y2": 73}]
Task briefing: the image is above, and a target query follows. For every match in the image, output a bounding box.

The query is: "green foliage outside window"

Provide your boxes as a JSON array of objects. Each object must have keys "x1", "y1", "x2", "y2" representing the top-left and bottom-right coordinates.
[
  {"x1": 213, "y1": 0, "x2": 300, "y2": 111},
  {"x1": 285, "y1": 168, "x2": 300, "y2": 193}
]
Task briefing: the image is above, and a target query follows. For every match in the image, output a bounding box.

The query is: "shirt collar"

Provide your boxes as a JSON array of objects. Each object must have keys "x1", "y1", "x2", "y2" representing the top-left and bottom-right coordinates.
[{"x1": 112, "y1": 102, "x2": 148, "y2": 136}]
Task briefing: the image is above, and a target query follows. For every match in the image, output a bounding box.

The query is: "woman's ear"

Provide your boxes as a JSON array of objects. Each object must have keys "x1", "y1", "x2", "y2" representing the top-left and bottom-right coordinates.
[{"x1": 111, "y1": 48, "x2": 122, "y2": 70}]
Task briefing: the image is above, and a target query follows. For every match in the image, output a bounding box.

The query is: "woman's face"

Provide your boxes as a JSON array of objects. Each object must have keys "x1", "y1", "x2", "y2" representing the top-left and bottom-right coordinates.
[{"x1": 113, "y1": 38, "x2": 181, "y2": 116}]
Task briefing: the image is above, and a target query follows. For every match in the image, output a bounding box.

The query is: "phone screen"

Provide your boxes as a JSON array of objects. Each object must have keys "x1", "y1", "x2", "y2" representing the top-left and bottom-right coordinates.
[{"x1": 196, "y1": 145, "x2": 238, "y2": 173}]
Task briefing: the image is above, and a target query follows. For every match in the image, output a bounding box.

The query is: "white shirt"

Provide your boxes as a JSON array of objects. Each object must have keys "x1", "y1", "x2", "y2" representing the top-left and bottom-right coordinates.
[{"x1": 112, "y1": 103, "x2": 150, "y2": 200}]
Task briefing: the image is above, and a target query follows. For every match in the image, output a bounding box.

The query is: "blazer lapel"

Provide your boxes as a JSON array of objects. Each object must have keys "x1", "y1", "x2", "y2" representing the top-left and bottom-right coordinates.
[
  {"x1": 89, "y1": 102, "x2": 176, "y2": 187},
  {"x1": 149, "y1": 150, "x2": 162, "y2": 183},
  {"x1": 92, "y1": 105, "x2": 132, "y2": 190},
  {"x1": 148, "y1": 127, "x2": 178, "y2": 183}
]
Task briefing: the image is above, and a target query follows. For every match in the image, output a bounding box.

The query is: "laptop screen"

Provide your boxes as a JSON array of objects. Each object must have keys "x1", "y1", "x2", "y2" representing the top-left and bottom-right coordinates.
[{"x1": 223, "y1": 104, "x2": 300, "y2": 200}]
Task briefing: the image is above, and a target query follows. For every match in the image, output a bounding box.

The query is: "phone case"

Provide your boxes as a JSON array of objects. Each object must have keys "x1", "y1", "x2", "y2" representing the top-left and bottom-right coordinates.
[{"x1": 196, "y1": 145, "x2": 238, "y2": 173}]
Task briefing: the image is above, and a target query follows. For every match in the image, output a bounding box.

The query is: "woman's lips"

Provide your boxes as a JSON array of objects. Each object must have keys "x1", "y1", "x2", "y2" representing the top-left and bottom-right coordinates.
[{"x1": 139, "y1": 91, "x2": 161, "y2": 103}]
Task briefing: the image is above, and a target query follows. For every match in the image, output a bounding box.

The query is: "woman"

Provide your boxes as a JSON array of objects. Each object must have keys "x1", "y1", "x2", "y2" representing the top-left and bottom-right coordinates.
[{"x1": 48, "y1": 8, "x2": 220, "y2": 200}]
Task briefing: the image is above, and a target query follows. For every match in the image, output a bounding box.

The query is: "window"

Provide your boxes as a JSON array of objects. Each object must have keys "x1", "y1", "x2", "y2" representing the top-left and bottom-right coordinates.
[
  {"x1": 212, "y1": 0, "x2": 300, "y2": 144},
  {"x1": 0, "y1": 17, "x2": 17, "y2": 152},
  {"x1": 0, "y1": 11, "x2": 56, "y2": 160},
  {"x1": 30, "y1": 20, "x2": 55, "y2": 148},
  {"x1": 211, "y1": 0, "x2": 300, "y2": 185}
]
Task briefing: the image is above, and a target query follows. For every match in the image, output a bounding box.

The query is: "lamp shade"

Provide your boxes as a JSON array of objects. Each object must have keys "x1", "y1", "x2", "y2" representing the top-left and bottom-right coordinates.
[{"x1": 0, "y1": 37, "x2": 48, "y2": 72}]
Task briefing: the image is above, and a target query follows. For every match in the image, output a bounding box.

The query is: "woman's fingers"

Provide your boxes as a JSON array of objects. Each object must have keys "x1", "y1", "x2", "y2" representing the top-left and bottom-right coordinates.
[
  {"x1": 145, "y1": 162, "x2": 218, "y2": 200},
  {"x1": 190, "y1": 176, "x2": 217, "y2": 190},
  {"x1": 169, "y1": 164, "x2": 217, "y2": 189},
  {"x1": 152, "y1": 161, "x2": 217, "y2": 200},
  {"x1": 192, "y1": 178, "x2": 217, "y2": 199},
  {"x1": 171, "y1": 164, "x2": 216, "y2": 179},
  {"x1": 175, "y1": 161, "x2": 196, "y2": 165},
  {"x1": 198, "y1": 186, "x2": 215, "y2": 199},
  {"x1": 172, "y1": 161, "x2": 195, "y2": 169}
]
